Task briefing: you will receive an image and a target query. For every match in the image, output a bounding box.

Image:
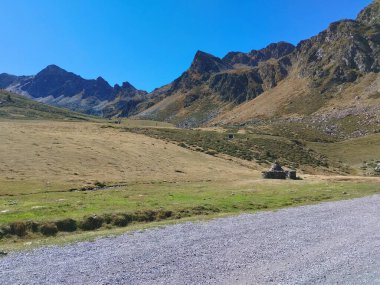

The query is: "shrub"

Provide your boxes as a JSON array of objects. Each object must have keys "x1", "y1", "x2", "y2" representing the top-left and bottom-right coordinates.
[
  {"x1": 134, "y1": 210, "x2": 157, "y2": 222},
  {"x1": 156, "y1": 210, "x2": 172, "y2": 220},
  {"x1": 55, "y1": 218, "x2": 77, "y2": 232},
  {"x1": 9, "y1": 222, "x2": 27, "y2": 236},
  {"x1": 40, "y1": 223, "x2": 58, "y2": 236},
  {"x1": 80, "y1": 215, "x2": 104, "y2": 230},
  {"x1": 112, "y1": 214, "x2": 133, "y2": 227},
  {"x1": 102, "y1": 214, "x2": 113, "y2": 224},
  {"x1": 0, "y1": 226, "x2": 11, "y2": 239},
  {"x1": 26, "y1": 221, "x2": 40, "y2": 232}
]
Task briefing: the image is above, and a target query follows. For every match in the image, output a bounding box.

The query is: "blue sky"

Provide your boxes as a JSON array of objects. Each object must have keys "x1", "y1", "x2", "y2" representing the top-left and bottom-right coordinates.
[{"x1": 0, "y1": 0, "x2": 372, "y2": 91}]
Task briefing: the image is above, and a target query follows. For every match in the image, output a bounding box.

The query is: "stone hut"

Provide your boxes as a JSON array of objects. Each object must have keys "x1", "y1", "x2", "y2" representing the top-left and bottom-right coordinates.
[{"x1": 262, "y1": 162, "x2": 297, "y2": 180}]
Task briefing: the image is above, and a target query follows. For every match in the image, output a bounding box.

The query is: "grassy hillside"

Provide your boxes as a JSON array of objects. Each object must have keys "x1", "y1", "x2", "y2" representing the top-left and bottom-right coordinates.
[
  {"x1": 308, "y1": 133, "x2": 380, "y2": 175},
  {"x1": 0, "y1": 120, "x2": 254, "y2": 194},
  {"x1": 212, "y1": 72, "x2": 380, "y2": 139},
  {"x1": 1, "y1": 119, "x2": 379, "y2": 251},
  {"x1": 124, "y1": 127, "x2": 346, "y2": 173},
  {"x1": 0, "y1": 90, "x2": 94, "y2": 121}
]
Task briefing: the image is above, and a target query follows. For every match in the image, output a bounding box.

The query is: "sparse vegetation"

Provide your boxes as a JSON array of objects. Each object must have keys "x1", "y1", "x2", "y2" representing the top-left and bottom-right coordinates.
[
  {"x1": 308, "y1": 133, "x2": 380, "y2": 175},
  {"x1": 0, "y1": 90, "x2": 95, "y2": 121},
  {"x1": 125, "y1": 127, "x2": 333, "y2": 170}
]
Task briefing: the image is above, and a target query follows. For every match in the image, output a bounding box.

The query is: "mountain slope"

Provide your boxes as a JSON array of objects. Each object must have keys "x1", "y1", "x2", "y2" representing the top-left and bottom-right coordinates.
[
  {"x1": 135, "y1": 42, "x2": 295, "y2": 127},
  {"x1": 212, "y1": 0, "x2": 380, "y2": 137},
  {"x1": 0, "y1": 65, "x2": 147, "y2": 117},
  {"x1": 135, "y1": 0, "x2": 380, "y2": 134},
  {"x1": 0, "y1": 90, "x2": 94, "y2": 120}
]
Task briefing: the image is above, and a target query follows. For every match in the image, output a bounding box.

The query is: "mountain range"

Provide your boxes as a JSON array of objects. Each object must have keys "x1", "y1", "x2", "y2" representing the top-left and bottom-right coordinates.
[
  {"x1": 0, "y1": 64, "x2": 147, "y2": 116},
  {"x1": 1, "y1": 0, "x2": 379, "y2": 136}
]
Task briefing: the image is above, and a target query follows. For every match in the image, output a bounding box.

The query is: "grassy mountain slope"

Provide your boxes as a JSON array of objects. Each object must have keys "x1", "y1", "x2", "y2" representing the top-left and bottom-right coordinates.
[
  {"x1": 0, "y1": 90, "x2": 94, "y2": 121},
  {"x1": 308, "y1": 133, "x2": 380, "y2": 175},
  {"x1": 212, "y1": 71, "x2": 380, "y2": 138}
]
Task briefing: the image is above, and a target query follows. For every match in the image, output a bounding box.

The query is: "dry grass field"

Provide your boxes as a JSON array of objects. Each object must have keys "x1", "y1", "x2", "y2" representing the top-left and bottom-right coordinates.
[
  {"x1": 0, "y1": 120, "x2": 256, "y2": 194},
  {"x1": 0, "y1": 119, "x2": 379, "y2": 251}
]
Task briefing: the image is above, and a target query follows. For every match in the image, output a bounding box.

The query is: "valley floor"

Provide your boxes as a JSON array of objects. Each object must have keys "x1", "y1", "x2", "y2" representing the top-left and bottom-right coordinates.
[
  {"x1": 1, "y1": 195, "x2": 380, "y2": 285},
  {"x1": 0, "y1": 119, "x2": 380, "y2": 250}
]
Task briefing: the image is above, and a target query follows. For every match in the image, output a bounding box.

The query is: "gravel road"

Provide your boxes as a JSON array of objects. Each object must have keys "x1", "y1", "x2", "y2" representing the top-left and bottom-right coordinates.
[{"x1": 1, "y1": 195, "x2": 380, "y2": 285}]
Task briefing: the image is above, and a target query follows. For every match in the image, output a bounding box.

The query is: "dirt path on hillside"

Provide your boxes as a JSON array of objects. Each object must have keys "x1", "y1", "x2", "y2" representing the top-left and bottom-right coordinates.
[{"x1": 1, "y1": 195, "x2": 380, "y2": 284}]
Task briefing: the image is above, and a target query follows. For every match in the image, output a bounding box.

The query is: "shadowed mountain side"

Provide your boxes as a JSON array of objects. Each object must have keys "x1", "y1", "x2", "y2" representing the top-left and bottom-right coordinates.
[
  {"x1": 135, "y1": 43, "x2": 295, "y2": 127},
  {"x1": 0, "y1": 65, "x2": 147, "y2": 117}
]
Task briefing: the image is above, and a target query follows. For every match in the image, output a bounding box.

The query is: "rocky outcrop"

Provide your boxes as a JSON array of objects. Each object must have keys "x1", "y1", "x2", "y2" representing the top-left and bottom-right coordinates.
[
  {"x1": 296, "y1": 18, "x2": 380, "y2": 91},
  {"x1": 209, "y1": 57, "x2": 291, "y2": 104},
  {"x1": 190, "y1": 51, "x2": 231, "y2": 74},
  {"x1": 169, "y1": 51, "x2": 232, "y2": 93},
  {"x1": 223, "y1": 42, "x2": 295, "y2": 67},
  {"x1": 357, "y1": 0, "x2": 380, "y2": 26}
]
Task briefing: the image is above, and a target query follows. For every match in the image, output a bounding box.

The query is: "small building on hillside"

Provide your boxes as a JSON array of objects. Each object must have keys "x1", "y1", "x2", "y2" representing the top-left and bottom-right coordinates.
[{"x1": 262, "y1": 162, "x2": 297, "y2": 180}]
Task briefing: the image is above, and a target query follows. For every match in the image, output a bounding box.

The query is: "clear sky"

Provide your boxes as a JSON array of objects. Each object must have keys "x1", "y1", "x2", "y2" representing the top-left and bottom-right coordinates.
[{"x1": 0, "y1": 0, "x2": 372, "y2": 91}]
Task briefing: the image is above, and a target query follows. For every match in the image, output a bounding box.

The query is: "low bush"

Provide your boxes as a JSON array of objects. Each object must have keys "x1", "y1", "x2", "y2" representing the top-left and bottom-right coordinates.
[
  {"x1": 40, "y1": 223, "x2": 58, "y2": 236},
  {"x1": 80, "y1": 215, "x2": 104, "y2": 231},
  {"x1": 134, "y1": 210, "x2": 157, "y2": 222},
  {"x1": 102, "y1": 214, "x2": 113, "y2": 224},
  {"x1": 112, "y1": 214, "x2": 133, "y2": 227},
  {"x1": 26, "y1": 221, "x2": 40, "y2": 232},
  {"x1": 55, "y1": 218, "x2": 77, "y2": 232},
  {"x1": 0, "y1": 226, "x2": 11, "y2": 239},
  {"x1": 9, "y1": 222, "x2": 27, "y2": 237},
  {"x1": 156, "y1": 210, "x2": 173, "y2": 220}
]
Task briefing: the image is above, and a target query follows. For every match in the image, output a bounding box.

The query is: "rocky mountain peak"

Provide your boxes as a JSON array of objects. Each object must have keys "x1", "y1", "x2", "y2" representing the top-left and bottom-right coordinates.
[
  {"x1": 189, "y1": 50, "x2": 230, "y2": 74},
  {"x1": 357, "y1": 0, "x2": 380, "y2": 26},
  {"x1": 121, "y1": 81, "x2": 136, "y2": 91},
  {"x1": 96, "y1": 76, "x2": 107, "y2": 82},
  {"x1": 39, "y1": 64, "x2": 67, "y2": 75}
]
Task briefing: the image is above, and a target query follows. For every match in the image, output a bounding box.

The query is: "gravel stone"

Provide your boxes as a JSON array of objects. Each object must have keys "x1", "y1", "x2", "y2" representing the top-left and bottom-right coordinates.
[{"x1": 1, "y1": 195, "x2": 380, "y2": 284}]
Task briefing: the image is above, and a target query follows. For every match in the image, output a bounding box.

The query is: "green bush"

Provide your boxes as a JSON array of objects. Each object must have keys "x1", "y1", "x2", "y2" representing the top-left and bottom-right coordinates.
[
  {"x1": 80, "y1": 215, "x2": 104, "y2": 230},
  {"x1": 134, "y1": 210, "x2": 157, "y2": 222},
  {"x1": 112, "y1": 214, "x2": 133, "y2": 227},
  {"x1": 55, "y1": 218, "x2": 77, "y2": 232}
]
